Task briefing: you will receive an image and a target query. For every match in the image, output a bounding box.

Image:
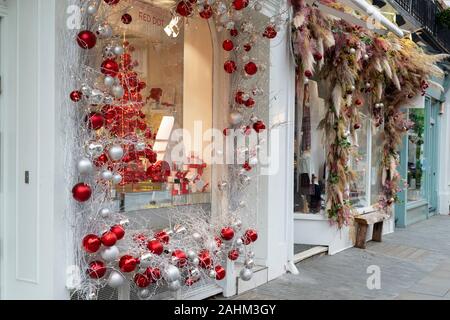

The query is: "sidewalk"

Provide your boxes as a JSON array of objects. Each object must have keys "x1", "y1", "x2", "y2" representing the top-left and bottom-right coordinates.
[{"x1": 232, "y1": 215, "x2": 450, "y2": 300}]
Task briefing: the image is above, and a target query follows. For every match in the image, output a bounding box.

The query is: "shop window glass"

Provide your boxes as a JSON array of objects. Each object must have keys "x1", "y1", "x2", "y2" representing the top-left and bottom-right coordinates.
[
  {"x1": 370, "y1": 125, "x2": 384, "y2": 205},
  {"x1": 407, "y1": 108, "x2": 426, "y2": 202},
  {"x1": 349, "y1": 113, "x2": 370, "y2": 208},
  {"x1": 98, "y1": 1, "x2": 213, "y2": 211},
  {"x1": 294, "y1": 81, "x2": 327, "y2": 213}
]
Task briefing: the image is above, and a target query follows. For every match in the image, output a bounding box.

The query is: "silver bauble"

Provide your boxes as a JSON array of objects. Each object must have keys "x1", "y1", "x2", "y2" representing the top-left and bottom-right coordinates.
[
  {"x1": 229, "y1": 111, "x2": 243, "y2": 126},
  {"x1": 108, "y1": 271, "x2": 125, "y2": 288},
  {"x1": 245, "y1": 259, "x2": 255, "y2": 269},
  {"x1": 86, "y1": 143, "x2": 104, "y2": 158},
  {"x1": 168, "y1": 280, "x2": 182, "y2": 292},
  {"x1": 165, "y1": 265, "x2": 181, "y2": 282},
  {"x1": 233, "y1": 219, "x2": 243, "y2": 230},
  {"x1": 192, "y1": 232, "x2": 202, "y2": 242},
  {"x1": 247, "y1": 251, "x2": 255, "y2": 259},
  {"x1": 112, "y1": 85, "x2": 124, "y2": 98},
  {"x1": 236, "y1": 238, "x2": 244, "y2": 246},
  {"x1": 239, "y1": 174, "x2": 251, "y2": 187},
  {"x1": 120, "y1": 219, "x2": 130, "y2": 227},
  {"x1": 190, "y1": 268, "x2": 200, "y2": 279},
  {"x1": 101, "y1": 170, "x2": 114, "y2": 181},
  {"x1": 209, "y1": 270, "x2": 217, "y2": 279},
  {"x1": 249, "y1": 157, "x2": 259, "y2": 166},
  {"x1": 103, "y1": 95, "x2": 114, "y2": 105},
  {"x1": 136, "y1": 142, "x2": 146, "y2": 151},
  {"x1": 81, "y1": 84, "x2": 91, "y2": 95},
  {"x1": 100, "y1": 246, "x2": 120, "y2": 262},
  {"x1": 103, "y1": 45, "x2": 116, "y2": 59},
  {"x1": 87, "y1": 5, "x2": 98, "y2": 15},
  {"x1": 192, "y1": 257, "x2": 200, "y2": 266},
  {"x1": 99, "y1": 208, "x2": 111, "y2": 218},
  {"x1": 77, "y1": 158, "x2": 93, "y2": 174},
  {"x1": 88, "y1": 89, "x2": 104, "y2": 105},
  {"x1": 139, "y1": 253, "x2": 153, "y2": 268},
  {"x1": 109, "y1": 145, "x2": 124, "y2": 161},
  {"x1": 112, "y1": 174, "x2": 123, "y2": 185},
  {"x1": 113, "y1": 46, "x2": 124, "y2": 55},
  {"x1": 138, "y1": 289, "x2": 151, "y2": 300},
  {"x1": 97, "y1": 23, "x2": 113, "y2": 39},
  {"x1": 104, "y1": 76, "x2": 115, "y2": 87},
  {"x1": 240, "y1": 268, "x2": 253, "y2": 282},
  {"x1": 187, "y1": 250, "x2": 196, "y2": 260}
]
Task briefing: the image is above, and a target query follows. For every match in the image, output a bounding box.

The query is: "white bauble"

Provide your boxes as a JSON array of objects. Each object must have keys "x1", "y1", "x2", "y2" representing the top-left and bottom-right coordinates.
[
  {"x1": 113, "y1": 46, "x2": 124, "y2": 55},
  {"x1": 88, "y1": 89, "x2": 104, "y2": 105},
  {"x1": 97, "y1": 23, "x2": 113, "y2": 39},
  {"x1": 87, "y1": 5, "x2": 98, "y2": 15},
  {"x1": 138, "y1": 289, "x2": 151, "y2": 300},
  {"x1": 109, "y1": 145, "x2": 124, "y2": 161},
  {"x1": 101, "y1": 170, "x2": 114, "y2": 181},
  {"x1": 187, "y1": 250, "x2": 196, "y2": 260},
  {"x1": 100, "y1": 246, "x2": 120, "y2": 262},
  {"x1": 108, "y1": 271, "x2": 125, "y2": 288},
  {"x1": 229, "y1": 111, "x2": 243, "y2": 126},
  {"x1": 112, "y1": 85, "x2": 124, "y2": 98},
  {"x1": 168, "y1": 280, "x2": 182, "y2": 292},
  {"x1": 165, "y1": 265, "x2": 181, "y2": 282},
  {"x1": 77, "y1": 158, "x2": 93, "y2": 174},
  {"x1": 240, "y1": 268, "x2": 253, "y2": 282},
  {"x1": 86, "y1": 143, "x2": 104, "y2": 158},
  {"x1": 245, "y1": 259, "x2": 255, "y2": 269},
  {"x1": 112, "y1": 174, "x2": 123, "y2": 185},
  {"x1": 104, "y1": 76, "x2": 115, "y2": 87},
  {"x1": 136, "y1": 142, "x2": 146, "y2": 151},
  {"x1": 99, "y1": 208, "x2": 111, "y2": 218}
]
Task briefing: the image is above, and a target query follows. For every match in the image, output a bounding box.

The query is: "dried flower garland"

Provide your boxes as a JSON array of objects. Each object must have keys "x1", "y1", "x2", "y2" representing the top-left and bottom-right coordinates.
[{"x1": 292, "y1": 0, "x2": 447, "y2": 227}]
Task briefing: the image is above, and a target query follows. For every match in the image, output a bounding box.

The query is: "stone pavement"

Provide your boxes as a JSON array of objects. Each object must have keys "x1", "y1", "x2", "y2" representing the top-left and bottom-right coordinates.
[{"x1": 233, "y1": 215, "x2": 450, "y2": 300}]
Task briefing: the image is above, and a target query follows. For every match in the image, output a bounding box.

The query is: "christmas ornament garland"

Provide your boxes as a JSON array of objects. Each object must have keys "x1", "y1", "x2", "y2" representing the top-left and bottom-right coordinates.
[
  {"x1": 292, "y1": 0, "x2": 447, "y2": 227},
  {"x1": 67, "y1": 0, "x2": 281, "y2": 300}
]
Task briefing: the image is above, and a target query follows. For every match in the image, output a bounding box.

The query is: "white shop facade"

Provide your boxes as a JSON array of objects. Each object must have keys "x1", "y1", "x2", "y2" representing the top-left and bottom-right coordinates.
[{"x1": 0, "y1": 0, "x2": 297, "y2": 300}]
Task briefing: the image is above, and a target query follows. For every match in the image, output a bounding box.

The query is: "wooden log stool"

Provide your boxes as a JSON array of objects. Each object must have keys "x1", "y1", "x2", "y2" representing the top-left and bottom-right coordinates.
[{"x1": 354, "y1": 212, "x2": 387, "y2": 249}]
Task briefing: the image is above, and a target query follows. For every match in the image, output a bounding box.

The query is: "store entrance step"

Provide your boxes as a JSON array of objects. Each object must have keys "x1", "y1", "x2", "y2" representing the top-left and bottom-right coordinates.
[{"x1": 293, "y1": 246, "x2": 328, "y2": 264}]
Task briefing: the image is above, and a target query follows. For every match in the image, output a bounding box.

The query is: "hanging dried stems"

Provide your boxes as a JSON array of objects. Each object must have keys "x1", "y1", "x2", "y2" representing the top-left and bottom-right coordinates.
[{"x1": 292, "y1": 0, "x2": 448, "y2": 227}]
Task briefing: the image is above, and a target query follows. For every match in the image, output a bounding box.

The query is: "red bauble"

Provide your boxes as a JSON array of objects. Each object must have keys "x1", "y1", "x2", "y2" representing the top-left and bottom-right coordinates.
[
  {"x1": 243, "y1": 229, "x2": 258, "y2": 245},
  {"x1": 101, "y1": 231, "x2": 118, "y2": 247},
  {"x1": 186, "y1": 277, "x2": 199, "y2": 286},
  {"x1": 263, "y1": 25, "x2": 278, "y2": 39},
  {"x1": 235, "y1": 91, "x2": 245, "y2": 104},
  {"x1": 88, "y1": 113, "x2": 105, "y2": 130},
  {"x1": 223, "y1": 128, "x2": 232, "y2": 136},
  {"x1": 313, "y1": 52, "x2": 323, "y2": 61},
  {"x1": 72, "y1": 183, "x2": 92, "y2": 202},
  {"x1": 176, "y1": 1, "x2": 193, "y2": 17},
  {"x1": 70, "y1": 90, "x2": 83, "y2": 102},
  {"x1": 224, "y1": 60, "x2": 237, "y2": 74},
  {"x1": 121, "y1": 13, "x2": 132, "y2": 24},
  {"x1": 355, "y1": 99, "x2": 363, "y2": 106},
  {"x1": 77, "y1": 30, "x2": 97, "y2": 49},
  {"x1": 304, "y1": 70, "x2": 313, "y2": 78},
  {"x1": 230, "y1": 28, "x2": 239, "y2": 37},
  {"x1": 223, "y1": 40, "x2": 234, "y2": 52},
  {"x1": 221, "y1": 227, "x2": 235, "y2": 241},
  {"x1": 242, "y1": 162, "x2": 252, "y2": 172},
  {"x1": 354, "y1": 123, "x2": 362, "y2": 130},
  {"x1": 228, "y1": 249, "x2": 240, "y2": 261},
  {"x1": 147, "y1": 239, "x2": 164, "y2": 255},
  {"x1": 101, "y1": 59, "x2": 120, "y2": 77},
  {"x1": 82, "y1": 234, "x2": 102, "y2": 253},
  {"x1": 155, "y1": 231, "x2": 170, "y2": 244},
  {"x1": 232, "y1": 0, "x2": 249, "y2": 10},
  {"x1": 172, "y1": 249, "x2": 187, "y2": 268},
  {"x1": 145, "y1": 267, "x2": 162, "y2": 282},
  {"x1": 110, "y1": 225, "x2": 125, "y2": 240},
  {"x1": 199, "y1": 5, "x2": 213, "y2": 19},
  {"x1": 253, "y1": 120, "x2": 266, "y2": 133},
  {"x1": 119, "y1": 255, "x2": 138, "y2": 273},
  {"x1": 244, "y1": 62, "x2": 258, "y2": 76},
  {"x1": 215, "y1": 237, "x2": 223, "y2": 248},
  {"x1": 215, "y1": 265, "x2": 226, "y2": 281},
  {"x1": 87, "y1": 261, "x2": 107, "y2": 279},
  {"x1": 134, "y1": 273, "x2": 151, "y2": 288},
  {"x1": 245, "y1": 98, "x2": 255, "y2": 108},
  {"x1": 198, "y1": 250, "x2": 212, "y2": 269},
  {"x1": 104, "y1": 0, "x2": 120, "y2": 5},
  {"x1": 244, "y1": 44, "x2": 252, "y2": 52}
]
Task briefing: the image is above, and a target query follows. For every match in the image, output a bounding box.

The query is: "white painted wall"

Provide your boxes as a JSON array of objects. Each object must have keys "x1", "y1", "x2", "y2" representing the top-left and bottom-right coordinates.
[
  {"x1": 438, "y1": 93, "x2": 450, "y2": 215},
  {"x1": 0, "y1": 0, "x2": 68, "y2": 299}
]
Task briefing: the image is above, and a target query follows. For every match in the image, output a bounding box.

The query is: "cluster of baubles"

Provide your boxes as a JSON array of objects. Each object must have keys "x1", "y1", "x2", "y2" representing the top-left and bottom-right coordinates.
[
  {"x1": 70, "y1": 0, "x2": 268, "y2": 299},
  {"x1": 81, "y1": 220, "x2": 259, "y2": 293}
]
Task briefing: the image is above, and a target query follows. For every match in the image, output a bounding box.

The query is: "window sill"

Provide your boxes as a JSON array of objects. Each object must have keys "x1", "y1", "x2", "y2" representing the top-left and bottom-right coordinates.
[
  {"x1": 406, "y1": 200, "x2": 428, "y2": 211},
  {"x1": 294, "y1": 212, "x2": 328, "y2": 221}
]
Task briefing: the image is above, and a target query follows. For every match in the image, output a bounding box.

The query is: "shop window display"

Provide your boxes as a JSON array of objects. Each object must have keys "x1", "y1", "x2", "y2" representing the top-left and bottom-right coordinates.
[
  {"x1": 96, "y1": 1, "x2": 213, "y2": 212},
  {"x1": 407, "y1": 109, "x2": 426, "y2": 202}
]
